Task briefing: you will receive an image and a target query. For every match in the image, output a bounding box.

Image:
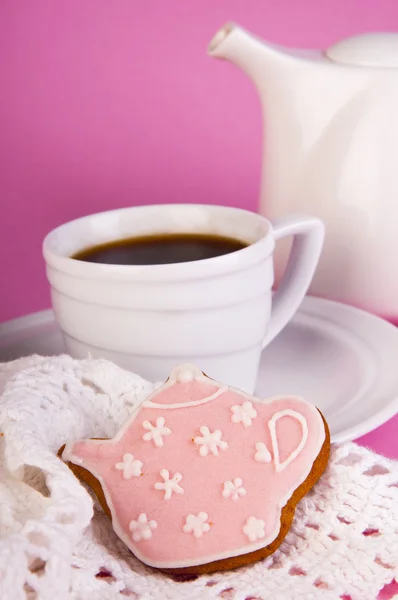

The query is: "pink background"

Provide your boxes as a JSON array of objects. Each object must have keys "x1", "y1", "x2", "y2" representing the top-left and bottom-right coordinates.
[
  {"x1": 2, "y1": 0, "x2": 398, "y2": 321},
  {"x1": 1, "y1": 2, "x2": 398, "y2": 463}
]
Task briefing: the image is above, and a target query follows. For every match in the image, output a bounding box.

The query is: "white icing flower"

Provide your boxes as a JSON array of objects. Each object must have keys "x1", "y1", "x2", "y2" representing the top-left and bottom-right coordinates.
[
  {"x1": 230, "y1": 401, "x2": 257, "y2": 427},
  {"x1": 154, "y1": 469, "x2": 184, "y2": 500},
  {"x1": 222, "y1": 477, "x2": 247, "y2": 501},
  {"x1": 115, "y1": 453, "x2": 143, "y2": 479},
  {"x1": 183, "y1": 512, "x2": 210, "y2": 538},
  {"x1": 243, "y1": 516, "x2": 266, "y2": 542},
  {"x1": 142, "y1": 417, "x2": 171, "y2": 447},
  {"x1": 254, "y1": 442, "x2": 272, "y2": 463},
  {"x1": 194, "y1": 426, "x2": 228, "y2": 456},
  {"x1": 129, "y1": 513, "x2": 157, "y2": 542}
]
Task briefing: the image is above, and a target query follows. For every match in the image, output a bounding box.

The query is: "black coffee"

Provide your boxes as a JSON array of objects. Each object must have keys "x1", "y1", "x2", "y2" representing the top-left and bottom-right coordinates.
[{"x1": 72, "y1": 233, "x2": 247, "y2": 265}]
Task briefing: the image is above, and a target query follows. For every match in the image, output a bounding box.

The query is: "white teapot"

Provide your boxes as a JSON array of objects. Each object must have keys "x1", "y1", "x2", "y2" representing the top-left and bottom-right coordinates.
[{"x1": 209, "y1": 23, "x2": 398, "y2": 319}]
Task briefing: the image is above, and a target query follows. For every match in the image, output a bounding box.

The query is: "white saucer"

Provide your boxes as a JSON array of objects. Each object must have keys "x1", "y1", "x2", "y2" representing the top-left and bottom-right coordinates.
[{"x1": 1, "y1": 296, "x2": 398, "y2": 444}]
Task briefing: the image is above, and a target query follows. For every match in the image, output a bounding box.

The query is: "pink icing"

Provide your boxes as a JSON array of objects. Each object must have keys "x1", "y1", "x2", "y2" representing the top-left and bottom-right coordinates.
[
  {"x1": 147, "y1": 380, "x2": 222, "y2": 406},
  {"x1": 63, "y1": 364, "x2": 326, "y2": 569}
]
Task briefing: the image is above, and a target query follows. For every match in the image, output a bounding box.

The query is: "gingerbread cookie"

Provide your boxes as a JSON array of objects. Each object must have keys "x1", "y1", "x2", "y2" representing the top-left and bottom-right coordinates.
[{"x1": 62, "y1": 364, "x2": 330, "y2": 574}]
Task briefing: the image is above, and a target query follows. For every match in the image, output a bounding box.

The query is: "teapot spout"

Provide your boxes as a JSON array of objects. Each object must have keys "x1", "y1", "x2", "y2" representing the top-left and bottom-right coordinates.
[
  {"x1": 208, "y1": 22, "x2": 290, "y2": 93},
  {"x1": 62, "y1": 438, "x2": 104, "y2": 470}
]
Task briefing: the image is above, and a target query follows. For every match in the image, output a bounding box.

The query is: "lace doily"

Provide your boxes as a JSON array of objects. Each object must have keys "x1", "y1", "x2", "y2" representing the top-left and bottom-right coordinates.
[{"x1": 0, "y1": 355, "x2": 397, "y2": 600}]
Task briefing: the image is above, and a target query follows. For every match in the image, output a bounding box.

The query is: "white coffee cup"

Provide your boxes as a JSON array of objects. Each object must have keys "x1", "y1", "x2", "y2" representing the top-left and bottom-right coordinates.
[{"x1": 43, "y1": 204, "x2": 324, "y2": 392}]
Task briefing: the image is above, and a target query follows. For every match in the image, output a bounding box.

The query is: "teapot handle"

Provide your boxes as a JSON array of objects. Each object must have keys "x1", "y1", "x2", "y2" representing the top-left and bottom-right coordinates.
[{"x1": 263, "y1": 215, "x2": 325, "y2": 348}]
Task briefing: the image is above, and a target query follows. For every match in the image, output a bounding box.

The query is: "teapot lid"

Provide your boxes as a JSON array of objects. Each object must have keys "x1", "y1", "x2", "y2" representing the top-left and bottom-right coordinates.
[{"x1": 326, "y1": 33, "x2": 398, "y2": 68}]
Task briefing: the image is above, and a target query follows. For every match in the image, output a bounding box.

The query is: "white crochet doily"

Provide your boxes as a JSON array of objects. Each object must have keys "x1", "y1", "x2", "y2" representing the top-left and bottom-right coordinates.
[{"x1": 0, "y1": 355, "x2": 397, "y2": 600}]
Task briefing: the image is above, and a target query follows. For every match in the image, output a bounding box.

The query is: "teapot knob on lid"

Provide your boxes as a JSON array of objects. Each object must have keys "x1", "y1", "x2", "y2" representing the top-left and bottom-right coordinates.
[{"x1": 325, "y1": 32, "x2": 398, "y2": 67}]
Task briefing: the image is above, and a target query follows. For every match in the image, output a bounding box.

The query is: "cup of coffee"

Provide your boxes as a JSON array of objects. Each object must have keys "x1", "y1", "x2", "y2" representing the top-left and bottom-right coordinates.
[{"x1": 43, "y1": 204, "x2": 324, "y2": 392}]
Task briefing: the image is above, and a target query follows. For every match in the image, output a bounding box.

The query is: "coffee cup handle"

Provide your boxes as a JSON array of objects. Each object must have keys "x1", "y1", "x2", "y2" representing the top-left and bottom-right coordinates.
[{"x1": 262, "y1": 215, "x2": 325, "y2": 348}]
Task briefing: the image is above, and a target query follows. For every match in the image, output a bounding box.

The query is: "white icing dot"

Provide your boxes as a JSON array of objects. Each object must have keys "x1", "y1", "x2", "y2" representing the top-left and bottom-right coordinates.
[
  {"x1": 142, "y1": 417, "x2": 171, "y2": 448},
  {"x1": 222, "y1": 477, "x2": 247, "y2": 501},
  {"x1": 183, "y1": 512, "x2": 210, "y2": 538},
  {"x1": 154, "y1": 469, "x2": 184, "y2": 500},
  {"x1": 194, "y1": 426, "x2": 228, "y2": 457},
  {"x1": 243, "y1": 516, "x2": 266, "y2": 542},
  {"x1": 171, "y1": 364, "x2": 204, "y2": 383},
  {"x1": 115, "y1": 453, "x2": 143, "y2": 479},
  {"x1": 129, "y1": 513, "x2": 157, "y2": 542},
  {"x1": 254, "y1": 442, "x2": 272, "y2": 463},
  {"x1": 230, "y1": 401, "x2": 258, "y2": 428}
]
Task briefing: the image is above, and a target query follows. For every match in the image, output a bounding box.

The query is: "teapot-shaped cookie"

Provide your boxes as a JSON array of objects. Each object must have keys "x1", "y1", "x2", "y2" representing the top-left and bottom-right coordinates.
[
  {"x1": 63, "y1": 364, "x2": 329, "y2": 574},
  {"x1": 209, "y1": 24, "x2": 398, "y2": 318}
]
